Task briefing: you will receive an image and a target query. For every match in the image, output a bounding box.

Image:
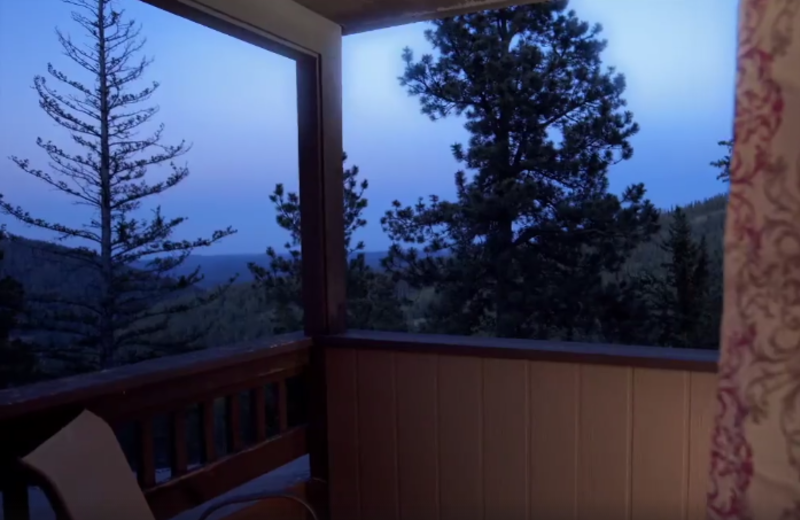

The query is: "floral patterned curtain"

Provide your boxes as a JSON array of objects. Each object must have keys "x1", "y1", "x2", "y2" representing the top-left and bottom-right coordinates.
[{"x1": 708, "y1": 0, "x2": 800, "y2": 518}]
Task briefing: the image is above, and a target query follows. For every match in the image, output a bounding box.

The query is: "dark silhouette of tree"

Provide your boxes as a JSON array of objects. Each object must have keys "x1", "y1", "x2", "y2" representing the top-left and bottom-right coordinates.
[
  {"x1": 593, "y1": 275, "x2": 656, "y2": 346},
  {"x1": 648, "y1": 208, "x2": 716, "y2": 348},
  {"x1": 0, "y1": 0, "x2": 236, "y2": 370},
  {"x1": 0, "y1": 225, "x2": 40, "y2": 388},
  {"x1": 711, "y1": 139, "x2": 733, "y2": 182},
  {"x1": 249, "y1": 154, "x2": 407, "y2": 333},
  {"x1": 381, "y1": 3, "x2": 659, "y2": 340}
]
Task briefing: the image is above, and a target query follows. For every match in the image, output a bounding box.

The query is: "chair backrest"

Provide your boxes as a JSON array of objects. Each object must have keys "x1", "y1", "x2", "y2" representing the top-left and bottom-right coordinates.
[{"x1": 19, "y1": 410, "x2": 156, "y2": 520}]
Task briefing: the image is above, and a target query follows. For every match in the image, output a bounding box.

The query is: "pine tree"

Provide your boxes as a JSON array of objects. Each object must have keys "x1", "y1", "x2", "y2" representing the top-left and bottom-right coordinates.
[
  {"x1": 381, "y1": 3, "x2": 659, "y2": 340},
  {"x1": 650, "y1": 208, "x2": 714, "y2": 348},
  {"x1": 248, "y1": 154, "x2": 407, "y2": 333},
  {"x1": 594, "y1": 274, "x2": 657, "y2": 346},
  {"x1": 711, "y1": 139, "x2": 733, "y2": 182},
  {"x1": 0, "y1": 0, "x2": 236, "y2": 370}
]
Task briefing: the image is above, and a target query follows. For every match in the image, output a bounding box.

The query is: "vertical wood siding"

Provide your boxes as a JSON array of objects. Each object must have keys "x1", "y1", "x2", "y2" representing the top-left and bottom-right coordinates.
[{"x1": 327, "y1": 349, "x2": 716, "y2": 520}]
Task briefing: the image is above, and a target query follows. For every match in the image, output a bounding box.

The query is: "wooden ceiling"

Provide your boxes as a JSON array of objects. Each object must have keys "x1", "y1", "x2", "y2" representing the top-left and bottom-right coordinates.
[{"x1": 293, "y1": 0, "x2": 543, "y2": 35}]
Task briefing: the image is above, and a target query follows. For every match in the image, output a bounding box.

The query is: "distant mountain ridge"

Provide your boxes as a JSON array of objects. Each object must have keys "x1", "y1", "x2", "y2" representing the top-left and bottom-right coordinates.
[
  {"x1": 1, "y1": 193, "x2": 728, "y2": 295},
  {"x1": 168, "y1": 251, "x2": 388, "y2": 288},
  {"x1": 0, "y1": 235, "x2": 389, "y2": 292},
  {"x1": 175, "y1": 193, "x2": 729, "y2": 288}
]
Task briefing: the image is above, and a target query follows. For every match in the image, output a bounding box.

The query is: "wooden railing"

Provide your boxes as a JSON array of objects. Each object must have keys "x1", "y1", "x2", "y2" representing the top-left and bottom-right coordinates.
[
  {"x1": 0, "y1": 329, "x2": 724, "y2": 520},
  {"x1": 0, "y1": 333, "x2": 312, "y2": 520}
]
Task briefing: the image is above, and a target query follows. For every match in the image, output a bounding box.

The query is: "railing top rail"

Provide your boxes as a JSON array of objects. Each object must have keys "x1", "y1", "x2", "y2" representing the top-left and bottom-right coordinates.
[
  {"x1": 0, "y1": 332, "x2": 311, "y2": 422},
  {"x1": 322, "y1": 330, "x2": 719, "y2": 373}
]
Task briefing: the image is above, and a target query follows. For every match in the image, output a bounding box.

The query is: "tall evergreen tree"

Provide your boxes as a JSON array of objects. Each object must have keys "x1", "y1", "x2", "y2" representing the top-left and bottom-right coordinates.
[
  {"x1": 650, "y1": 208, "x2": 715, "y2": 348},
  {"x1": 249, "y1": 154, "x2": 407, "y2": 333},
  {"x1": 381, "y1": 3, "x2": 659, "y2": 340},
  {"x1": 0, "y1": 0, "x2": 235, "y2": 370},
  {"x1": 711, "y1": 139, "x2": 733, "y2": 183}
]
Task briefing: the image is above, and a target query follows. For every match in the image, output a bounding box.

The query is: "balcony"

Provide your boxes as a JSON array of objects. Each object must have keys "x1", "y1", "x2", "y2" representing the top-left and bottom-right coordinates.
[
  {"x1": 0, "y1": 331, "x2": 718, "y2": 520},
  {"x1": 0, "y1": 0, "x2": 733, "y2": 518}
]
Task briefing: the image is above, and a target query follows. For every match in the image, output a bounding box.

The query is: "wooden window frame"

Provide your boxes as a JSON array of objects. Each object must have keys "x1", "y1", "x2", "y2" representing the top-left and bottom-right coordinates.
[{"x1": 137, "y1": 0, "x2": 347, "y2": 514}]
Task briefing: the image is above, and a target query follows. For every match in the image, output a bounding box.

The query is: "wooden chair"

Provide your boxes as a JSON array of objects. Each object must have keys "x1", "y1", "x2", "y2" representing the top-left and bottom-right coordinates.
[{"x1": 19, "y1": 410, "x2": 318, "y2": 520}]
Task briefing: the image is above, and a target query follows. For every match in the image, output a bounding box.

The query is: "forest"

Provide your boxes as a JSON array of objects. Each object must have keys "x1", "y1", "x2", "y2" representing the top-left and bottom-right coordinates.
[{"x1": 0, "y1": 0, "x2": 731, "y2": 389}]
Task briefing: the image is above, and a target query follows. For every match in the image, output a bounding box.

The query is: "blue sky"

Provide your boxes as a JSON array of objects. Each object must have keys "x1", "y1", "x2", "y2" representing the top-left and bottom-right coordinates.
[{"x1": 0, "y1": 0, "x2": 737, "y2": 254}]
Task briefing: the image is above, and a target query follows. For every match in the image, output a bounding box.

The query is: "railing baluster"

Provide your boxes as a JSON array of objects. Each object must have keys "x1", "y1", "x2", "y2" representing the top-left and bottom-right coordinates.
[
  {"x1": 170, "y1": 409, "x2": 188, "y2": 477},
  {"x1": 136, "y1": 418, "x2": 156, "y2": 489},
  {"x1": 200, "y1": 400, "x2": 217, "y2": 464},
  {"x1": 2, "y1": 479, "x2": 30, "y2": 520},
  {"x1": 278, "y1": 379, "x2": 289, "y2": 433},
  {"x1": 226, "y1": 395, "x2": 242, "y2": 453},
  {"x1": 251, "y1": 387, "x2": 266, "y2": 443}
]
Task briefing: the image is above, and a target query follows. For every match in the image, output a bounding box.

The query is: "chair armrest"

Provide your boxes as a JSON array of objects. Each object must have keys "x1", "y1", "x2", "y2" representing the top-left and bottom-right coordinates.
[{"x1": 197, "y1": 492, "x2": 318, "y2": 520}]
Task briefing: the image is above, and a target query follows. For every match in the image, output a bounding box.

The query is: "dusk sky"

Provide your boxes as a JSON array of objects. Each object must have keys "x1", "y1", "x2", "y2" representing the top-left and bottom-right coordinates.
[{"x1": 0, "y1": 0, "x2": 737, "y2": 255}]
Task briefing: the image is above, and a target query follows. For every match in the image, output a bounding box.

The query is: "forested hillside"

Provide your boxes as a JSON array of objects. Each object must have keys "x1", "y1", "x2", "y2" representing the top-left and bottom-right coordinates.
[
  {"x1": 626, "y1": 194, "x2": 726, "y2": 275},
  {"x1": 0, "y1": 192, "x2": 728, "y2": 349},
  {"x1": 0, "y1": 194, "x2": 727, "y2": 300}
]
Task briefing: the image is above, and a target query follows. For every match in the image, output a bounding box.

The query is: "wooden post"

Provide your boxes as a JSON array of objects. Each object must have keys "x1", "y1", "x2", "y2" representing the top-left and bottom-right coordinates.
[{"x1": 297, "y1": 25, "x2": 344, "y2": 517}]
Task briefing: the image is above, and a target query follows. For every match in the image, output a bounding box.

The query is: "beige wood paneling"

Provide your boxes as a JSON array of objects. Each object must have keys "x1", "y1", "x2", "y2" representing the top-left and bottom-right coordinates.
[
  {"x1": 483, "y1": 358, "x2": 529, "y2": 520},
  {"x1": 631, "y1": 369, "x2": 689, "y2": 520},
  {"x1": 327, "y1": 350, "x2": 718, "y2": 520},
  {"x1": 356, "y1": 350, "x2": 399, "y2": 520},
  {"x1": 438, "y1": 356, "x2": 483, "y2": 520},
  {"x1": 529, "y1": 362, "x2": 579, "y2": 520},
  {"x1": 577, "y1": 365, "x2": 633, "y2": 520},
  {"x1": 396, "y1": 353, "x2": 439, "y2": 520}
]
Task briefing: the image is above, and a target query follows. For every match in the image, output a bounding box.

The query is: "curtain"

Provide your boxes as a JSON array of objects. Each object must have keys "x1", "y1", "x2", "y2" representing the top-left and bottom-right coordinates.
[{"x1": 708, "y1": 0, "x2": 800, "y2": 518}]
